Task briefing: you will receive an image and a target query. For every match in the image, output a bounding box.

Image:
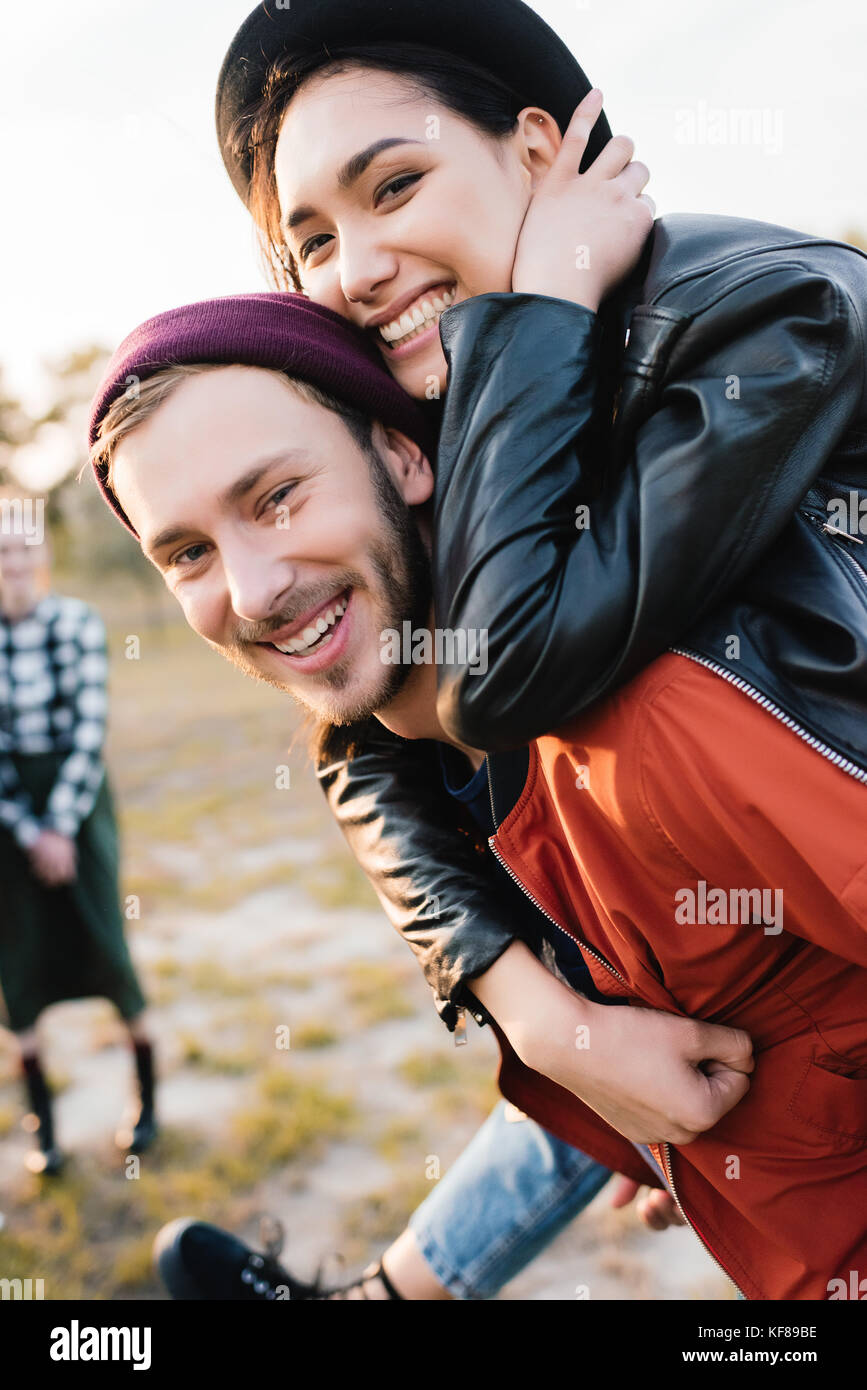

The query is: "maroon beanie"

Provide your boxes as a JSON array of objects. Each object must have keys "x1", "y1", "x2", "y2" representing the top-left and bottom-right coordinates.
[{"x1": 88, "y1": 292, "x2": 439, "y2": 537}]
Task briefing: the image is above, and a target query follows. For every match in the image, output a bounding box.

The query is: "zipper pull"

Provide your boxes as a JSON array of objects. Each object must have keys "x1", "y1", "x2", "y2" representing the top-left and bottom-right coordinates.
[
  {"x1": 454, "y1": 1007, "x2": 468, "y2": 1047},
  {"x1": 823, "y1": 522, "x2": 864, "y2": 545}
]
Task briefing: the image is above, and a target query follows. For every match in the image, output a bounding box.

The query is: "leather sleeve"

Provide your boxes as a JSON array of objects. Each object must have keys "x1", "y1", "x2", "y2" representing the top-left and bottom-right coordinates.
[
  {"x1": 315, "y1": 720, "x2": 520, "y2": 1030},
  {"x1": 433, "y1": 278, "x2": 862, "y2": 750}
]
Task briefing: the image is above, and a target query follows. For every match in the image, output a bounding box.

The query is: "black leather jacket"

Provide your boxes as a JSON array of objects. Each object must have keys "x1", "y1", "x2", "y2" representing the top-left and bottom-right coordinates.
[{"x1": 317, "y1": 213, "x2": 867, "y2": 1031}]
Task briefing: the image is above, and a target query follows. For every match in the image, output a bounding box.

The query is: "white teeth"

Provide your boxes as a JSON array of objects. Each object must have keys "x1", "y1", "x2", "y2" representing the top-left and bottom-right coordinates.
[
  {"x1": 379, "y1": 288, "x2": 457, "y2": 346},
  {"x1": 273, "y1": 594, "x2": 348, "y2": 656}
]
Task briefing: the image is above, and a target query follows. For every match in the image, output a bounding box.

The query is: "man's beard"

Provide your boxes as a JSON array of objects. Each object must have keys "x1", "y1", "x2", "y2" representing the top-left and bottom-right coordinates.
[{"x1": 221, "y1": 457, "x2": 433, "y2": 727}]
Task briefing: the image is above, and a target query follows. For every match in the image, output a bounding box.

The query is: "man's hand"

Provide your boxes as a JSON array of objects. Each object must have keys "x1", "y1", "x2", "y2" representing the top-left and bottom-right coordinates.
[
  {"x1": 28, "y1": 830, "x2": 77, "y2": 887},
  {"x1": 470, "y1": 941, "x2": 754, "y2": 1146},
  {"x1": 512, "y1": 89, "x2": 655, "y2": 312},
  {"x1": 609, "y1": 1176, "x2": 687, "y2": 1231}
]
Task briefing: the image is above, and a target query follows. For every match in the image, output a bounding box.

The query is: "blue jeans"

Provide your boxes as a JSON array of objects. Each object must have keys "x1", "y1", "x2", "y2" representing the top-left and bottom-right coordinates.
[{"x1": 409, "y1": 1100, "x2": 611, "y2": 1299}]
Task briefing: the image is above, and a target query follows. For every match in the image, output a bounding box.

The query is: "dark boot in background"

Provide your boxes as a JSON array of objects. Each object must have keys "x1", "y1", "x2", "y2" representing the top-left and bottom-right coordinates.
[
  {"x1": 116, "y1": 1037, "x2": 158, "y2": 1154},
  {"x1": 21, "y1": 1053, "x2": 65, "y2": 1176}
]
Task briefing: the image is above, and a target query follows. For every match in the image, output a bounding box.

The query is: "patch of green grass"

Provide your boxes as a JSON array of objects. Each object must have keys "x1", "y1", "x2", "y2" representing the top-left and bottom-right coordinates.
[
  {"x1": 121, "y1": 869, "x2": 185, "y2": 915},
  {"x1": 181, "y1": 862, "x2": 298, "y2": 914},
  {"x1": 342, "y1": 961, "x2": 417, "y2": 1026},
  {"x1": 290, "y1": 1020, "x2": 340, "y2": 1050},
  {"x1": 302, "y1": 852, "x2": 377, "y2": 910},
  {"x1": 150, "y1": 955, "x2": 183, "y2": 979},
  {"x1": 0, "y1": 1171, "x2": 102, "y2": 1300},
  {"x1": 184, "y1": 959, "x2": 256, "y2": 997},
  {"x1": 340, "y1": 1175, "x2": 434, "y2": 1261},
  {"x1": 375, "y1": 1119, "x2": 424, "y2": 1163},
  {"x1": 399, "y1": 1051, "x2": 461, "y2": 1089},
  {"x1": 119, "y1": 788, "x2": 237, "y2": 845},
  {"x1": 176, "y1": 1032, "x2": 258, "y2": 1076},
  {"x1": 258, "y1": 968, "x2": 314, "y2": 991},
  {"x1": 230, "y1": 1067, "x2": 356, "y2": 1170},
  {"x1": 110, "y1": 1234, "x2": 156, "y2": 1292}
]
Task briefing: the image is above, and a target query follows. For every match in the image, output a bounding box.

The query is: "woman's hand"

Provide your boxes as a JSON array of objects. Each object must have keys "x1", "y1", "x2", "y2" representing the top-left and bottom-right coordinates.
[
  {"x1": 28, "y1": 829, "x2": 77, "y2": 887},
  {"x1": 520, "y1": 995, "x2": 754, "y2": 1145},
  {"x1": 512, "y1": 89, "x2": 655, "y2": 312},
  {"x1": 609, "y1": 1175, "x2": 687, "y2": 1231},
  {"x1": 470, "y1": 940, "x2": 754, "y2": 1145}
]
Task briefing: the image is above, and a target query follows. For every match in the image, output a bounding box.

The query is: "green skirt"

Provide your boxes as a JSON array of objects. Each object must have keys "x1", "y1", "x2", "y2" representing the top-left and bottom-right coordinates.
[{"x1": 0, "y1": 751, "x2": 146, "y2": 1032}]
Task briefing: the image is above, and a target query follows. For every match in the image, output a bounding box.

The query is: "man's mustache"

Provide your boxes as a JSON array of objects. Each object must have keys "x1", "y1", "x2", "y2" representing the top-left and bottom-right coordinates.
[{"x1": 229, "y1": 572, "x2": 365, "y2": 647}]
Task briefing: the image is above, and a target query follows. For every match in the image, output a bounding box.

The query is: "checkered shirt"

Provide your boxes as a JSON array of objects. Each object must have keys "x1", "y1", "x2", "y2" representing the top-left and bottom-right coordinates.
[{"x1": 0, "y1": 595, "x2": 108, "y2": 849}]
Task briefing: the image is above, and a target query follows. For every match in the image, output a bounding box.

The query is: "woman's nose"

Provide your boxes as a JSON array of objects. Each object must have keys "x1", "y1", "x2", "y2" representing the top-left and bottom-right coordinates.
[{"x1": 340, "y1": 241, "x2": 399, "y2": 307}]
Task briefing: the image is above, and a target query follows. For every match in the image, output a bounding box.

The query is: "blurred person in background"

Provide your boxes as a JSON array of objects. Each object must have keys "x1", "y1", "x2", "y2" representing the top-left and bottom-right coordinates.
[{"x1": 0, "y1": 486, "x2": 157, "y2": 1174}]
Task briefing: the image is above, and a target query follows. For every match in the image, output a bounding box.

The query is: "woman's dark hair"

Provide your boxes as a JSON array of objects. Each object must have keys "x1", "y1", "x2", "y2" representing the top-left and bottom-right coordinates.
[{"x1": 230, "y1": 41, "x2": 534, "y2": 292}]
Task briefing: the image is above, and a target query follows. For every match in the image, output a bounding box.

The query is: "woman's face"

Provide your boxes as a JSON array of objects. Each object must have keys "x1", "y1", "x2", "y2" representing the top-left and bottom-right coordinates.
[{"x1": 273, "y1": 68, "x2": 547, "y2": 400}]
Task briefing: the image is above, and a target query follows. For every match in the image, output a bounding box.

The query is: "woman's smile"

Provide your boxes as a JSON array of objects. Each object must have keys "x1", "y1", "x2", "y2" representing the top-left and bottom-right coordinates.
[{"x1": 372, "y1": 282, "x2": 457, "y2": 357}]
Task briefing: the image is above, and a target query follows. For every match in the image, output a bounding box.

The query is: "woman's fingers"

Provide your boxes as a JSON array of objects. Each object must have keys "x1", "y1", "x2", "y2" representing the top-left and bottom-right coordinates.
[
  {"x1": 589, "y1": 133, "x2": 636, "y2": 180},
  {"x1": 551, "y1": 88, "x2": 605, "y2": 183},
  {"x1": 615, "y1": 159, "x2": 651, "y2": 197}
]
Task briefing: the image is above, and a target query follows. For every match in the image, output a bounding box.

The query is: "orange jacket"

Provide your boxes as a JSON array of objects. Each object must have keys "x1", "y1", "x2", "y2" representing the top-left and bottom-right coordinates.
[{"x1": 488, "y1": 654, "x2": 867, "y2": 1300}]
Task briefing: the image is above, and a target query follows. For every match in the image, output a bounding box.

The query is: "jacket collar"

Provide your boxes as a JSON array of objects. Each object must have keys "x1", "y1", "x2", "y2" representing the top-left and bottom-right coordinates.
[{"x1": 486, "y1": 746, "x2": 531, "y2": 828}]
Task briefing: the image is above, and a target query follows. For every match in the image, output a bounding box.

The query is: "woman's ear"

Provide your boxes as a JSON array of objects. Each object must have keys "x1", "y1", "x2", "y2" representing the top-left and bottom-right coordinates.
[
  {"x1": 514, "y1": 107, "x2": 562, "y2": 188},
  {"x1": 375, "y1": 424, "x2": 435, "y2": 506}
]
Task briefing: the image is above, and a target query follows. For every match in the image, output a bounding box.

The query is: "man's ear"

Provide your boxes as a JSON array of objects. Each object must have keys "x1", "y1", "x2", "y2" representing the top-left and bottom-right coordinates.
[
  {"x1": 514, "y1": 106, "x2": 562, "y2": 189},
  {"x1": 374, "y1": 424, "x2": 435, "y2": 506}
]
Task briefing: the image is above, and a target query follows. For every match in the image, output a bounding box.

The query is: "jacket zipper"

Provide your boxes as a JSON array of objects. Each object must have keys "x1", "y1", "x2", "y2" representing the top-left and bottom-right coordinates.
[
  {"x1": 488, "y1": 831, "x2": 749, "y2": 1291},
  {"x1": 486, "y1": 834, "x2": 626, "y2": 987},
  {"x1": 801, "y1": 505, "x2": 867, "y2": 585},
  {"x1": 661, "y1": 1143, "x2": 748, "y2": 1299},
  {"x1": 668, "y1": 648, "x2": 867, "y2": 785},
  {"x1": 485, "y1": 767, "x2": 624, "y2": 982}
]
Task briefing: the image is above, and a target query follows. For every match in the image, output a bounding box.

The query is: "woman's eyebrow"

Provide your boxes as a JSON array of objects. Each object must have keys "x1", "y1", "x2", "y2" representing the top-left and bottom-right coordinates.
[{"x1": 282, "y1": 137, "x2": 425, "y2": 234}]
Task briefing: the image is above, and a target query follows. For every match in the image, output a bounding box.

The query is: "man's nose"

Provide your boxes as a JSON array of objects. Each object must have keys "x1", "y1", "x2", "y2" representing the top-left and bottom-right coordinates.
[{"x1": 224, "y1": 551, "x2": 296, "y2": 626}]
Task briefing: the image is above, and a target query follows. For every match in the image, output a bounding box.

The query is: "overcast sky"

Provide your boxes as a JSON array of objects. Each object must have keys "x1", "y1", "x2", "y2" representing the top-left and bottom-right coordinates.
[{"x1": 1, "y1": 0, "x2": 864, "y2": 459}]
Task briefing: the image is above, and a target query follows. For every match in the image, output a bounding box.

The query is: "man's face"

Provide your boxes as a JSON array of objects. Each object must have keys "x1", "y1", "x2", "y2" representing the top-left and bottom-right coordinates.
[{"x1": 111, "y1": 366, "x2": 435, "y2": 726}]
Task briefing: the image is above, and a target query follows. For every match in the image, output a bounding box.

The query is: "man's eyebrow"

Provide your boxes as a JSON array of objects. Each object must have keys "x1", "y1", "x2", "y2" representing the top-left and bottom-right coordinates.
[
  {"x1": 144, "y1": 451, "x2": 311, "y2": 557},
  {"x1": 281, "y1": 137, "x2": 425, "y2": 235}
]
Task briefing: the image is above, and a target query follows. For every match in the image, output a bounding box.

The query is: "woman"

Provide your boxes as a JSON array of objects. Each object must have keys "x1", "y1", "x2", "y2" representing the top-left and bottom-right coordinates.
[
  {"x1": 215, "y1": 0, "x2": 863, "y2": 1023},
  {"x1": 0, "y1": 489, "x2": 157, "y2": 1174}
]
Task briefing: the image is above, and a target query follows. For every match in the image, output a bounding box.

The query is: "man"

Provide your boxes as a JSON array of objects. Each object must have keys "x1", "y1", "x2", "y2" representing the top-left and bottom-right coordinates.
[{"x1": 88, "y1": 289, "x2": 865, "y2": 1300}]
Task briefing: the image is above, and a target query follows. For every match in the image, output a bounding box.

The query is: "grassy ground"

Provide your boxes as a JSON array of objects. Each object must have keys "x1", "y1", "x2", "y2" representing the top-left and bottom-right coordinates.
[{"x1": 0, "y1": 578, "x2": 730, "y2": 1300}]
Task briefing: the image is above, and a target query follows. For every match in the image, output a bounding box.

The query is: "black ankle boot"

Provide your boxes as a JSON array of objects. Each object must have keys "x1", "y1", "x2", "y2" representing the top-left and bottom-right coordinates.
[
  {"x1": 116, "y1": 1039, "x2": 158, "y2": 1154},
  {"x1": 153, "y1": 1216, "x2": 405, "y2": 1301},
  {"x1": 21, "y1": 1055, "x2": 64, "y2": 1176}
]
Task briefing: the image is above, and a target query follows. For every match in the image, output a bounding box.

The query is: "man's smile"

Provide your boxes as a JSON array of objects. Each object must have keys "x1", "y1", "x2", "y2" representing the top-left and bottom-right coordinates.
[{"x1": 257, "y1": 587, "x2": 354, "y2": 674}]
